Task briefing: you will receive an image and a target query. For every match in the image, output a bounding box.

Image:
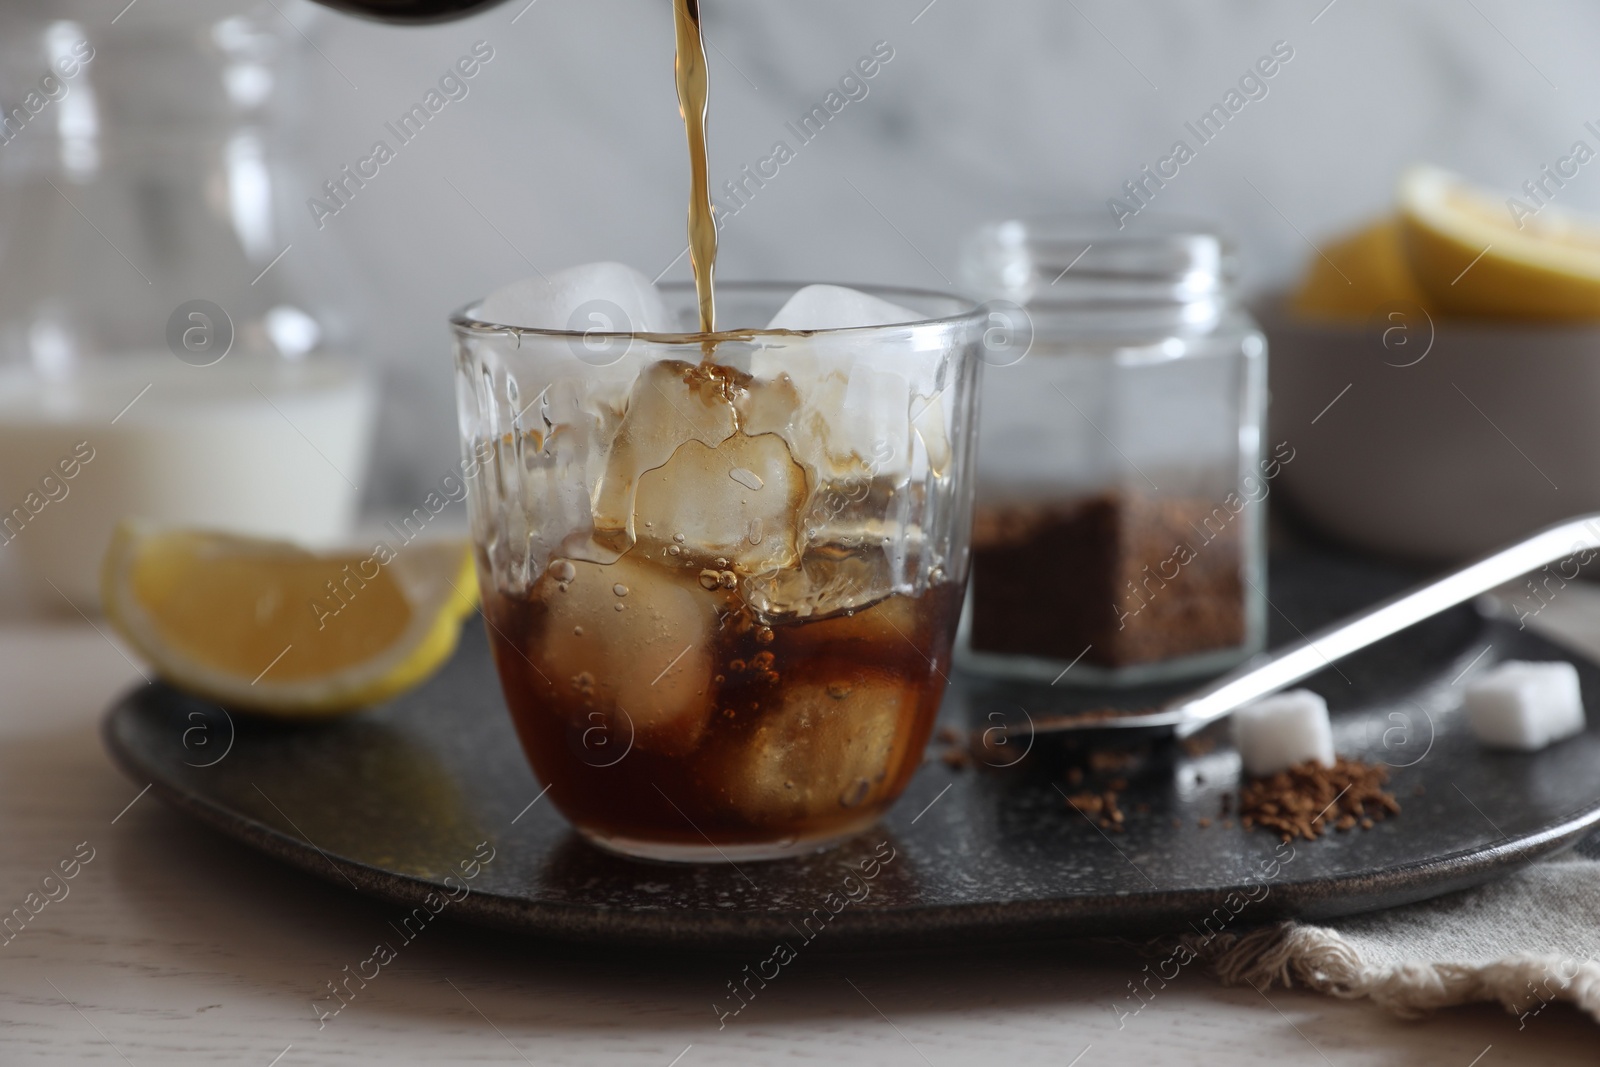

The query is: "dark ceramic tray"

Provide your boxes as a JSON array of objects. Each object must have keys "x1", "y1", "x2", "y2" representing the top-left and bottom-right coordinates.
[{"x1": 104, "y1": 551, "x2": 1600, "y2": 949}]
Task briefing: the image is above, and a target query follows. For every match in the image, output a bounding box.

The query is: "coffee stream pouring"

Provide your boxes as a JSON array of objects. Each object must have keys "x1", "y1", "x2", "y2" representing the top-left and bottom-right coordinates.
[{"x1": 321, "y1": 0, "x2": 722, "y2": 336}]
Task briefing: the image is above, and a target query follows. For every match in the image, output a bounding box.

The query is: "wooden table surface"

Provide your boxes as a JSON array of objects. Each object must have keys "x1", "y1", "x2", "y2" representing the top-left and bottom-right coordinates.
[{"x1": 4, "y1": 598, "x2": 1599, "y2": 1065}]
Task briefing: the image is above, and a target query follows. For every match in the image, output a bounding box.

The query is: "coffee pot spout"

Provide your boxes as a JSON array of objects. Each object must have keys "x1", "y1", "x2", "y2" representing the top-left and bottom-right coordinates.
[{"x1": 309, "y1": 0, "x2": 508, "y2": 23}]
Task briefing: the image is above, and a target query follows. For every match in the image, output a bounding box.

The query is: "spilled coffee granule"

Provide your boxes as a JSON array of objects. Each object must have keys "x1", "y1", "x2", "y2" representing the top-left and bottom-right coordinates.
[
  {"x1": 927, "y1": 725, "x2": 973, "y2": 770},
  {"x1": 1064, "y1": 789, "x2": 1126, "y2": 833},
  {"x1": 1089, "y1": 750, "x2": 1138, "y2": 774},
  {"x1": 939, "y1": 747, "x2": 972, "y2": 770},
  {"x1": 1239, "y1": 757, "x2": 1400, "y2": 841}
]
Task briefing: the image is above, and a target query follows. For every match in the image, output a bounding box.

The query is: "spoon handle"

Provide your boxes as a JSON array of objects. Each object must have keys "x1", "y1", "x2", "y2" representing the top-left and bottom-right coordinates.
[{"x1": 1171, "y1": 514, "x2": 1600, "y2": 737}]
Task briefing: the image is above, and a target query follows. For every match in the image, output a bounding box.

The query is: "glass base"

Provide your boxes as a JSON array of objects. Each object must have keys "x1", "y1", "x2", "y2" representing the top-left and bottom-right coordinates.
[{"x1": 576, "y1": 812, "x2": 883, "y2": 863}]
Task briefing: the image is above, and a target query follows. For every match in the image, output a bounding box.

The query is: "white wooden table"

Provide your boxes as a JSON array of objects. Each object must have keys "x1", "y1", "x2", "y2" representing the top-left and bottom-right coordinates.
[{"x1": 4, "y1": 596, "x2": 1599, "y2": 1065}]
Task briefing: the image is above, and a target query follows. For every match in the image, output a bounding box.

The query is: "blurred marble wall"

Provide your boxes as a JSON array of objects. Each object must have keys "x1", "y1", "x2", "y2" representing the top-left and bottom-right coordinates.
[{"x1": 276, "y1": 0, "x2": 1600, "y2": 507}]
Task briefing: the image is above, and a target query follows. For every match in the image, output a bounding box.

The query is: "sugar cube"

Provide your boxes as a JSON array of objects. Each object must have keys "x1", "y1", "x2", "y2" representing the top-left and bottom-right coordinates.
[
  {"x1": 1463, "y1": 660, "x2": 1586, "y2": 752},
  {"x1": 1232, "y1": 689, "x2": 1335, "y2": 778}
]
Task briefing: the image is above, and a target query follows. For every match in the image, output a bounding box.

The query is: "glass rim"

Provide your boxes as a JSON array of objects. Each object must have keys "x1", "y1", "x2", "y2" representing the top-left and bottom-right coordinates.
[{"x1": 449, "y1": 280, "x2": 987, "y2": 342}]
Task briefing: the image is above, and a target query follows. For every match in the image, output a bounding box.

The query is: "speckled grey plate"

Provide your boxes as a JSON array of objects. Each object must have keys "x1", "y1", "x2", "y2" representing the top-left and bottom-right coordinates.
[{"x1": 104, "y1": 552, "x2": 1600, "y2": 950}]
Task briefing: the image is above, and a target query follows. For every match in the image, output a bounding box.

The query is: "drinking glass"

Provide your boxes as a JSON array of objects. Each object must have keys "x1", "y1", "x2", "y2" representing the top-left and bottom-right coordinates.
[{"x1": 453, "y1": 282, "x2": 985, "y2": 861}]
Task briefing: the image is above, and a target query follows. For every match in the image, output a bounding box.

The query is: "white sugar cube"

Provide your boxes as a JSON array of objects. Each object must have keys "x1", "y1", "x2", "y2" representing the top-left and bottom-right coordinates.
[
  {"x1": 1232, "y1": 689, "x2": 1335, "y2": 778},
  {"x1": 1463, "y1": 660, "x2": 1586, "y2": 751}
]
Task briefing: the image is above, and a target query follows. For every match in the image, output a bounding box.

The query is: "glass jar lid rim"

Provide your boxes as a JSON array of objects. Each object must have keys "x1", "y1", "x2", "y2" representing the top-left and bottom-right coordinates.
[{"x1": 963, "y1": 214, "x2": 1237, "y2": 308}]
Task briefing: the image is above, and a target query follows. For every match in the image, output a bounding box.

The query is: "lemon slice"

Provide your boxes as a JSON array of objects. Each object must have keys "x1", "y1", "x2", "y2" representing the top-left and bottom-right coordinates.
[
  {"x1": 1290, "y1": 216, "x2": 1429, "y2": 321},
  {"x1": 102, "y1": 523, "x2": 479, "y2": 716},
  {"x1": 1399, "y1": 164, "x2": 1600, "y2": 319}
]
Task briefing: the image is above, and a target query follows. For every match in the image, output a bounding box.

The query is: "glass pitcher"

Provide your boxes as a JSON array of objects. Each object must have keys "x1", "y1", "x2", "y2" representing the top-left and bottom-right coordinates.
[{"x1": 0, "y1": 1, "x2": 375, "y2": 610}]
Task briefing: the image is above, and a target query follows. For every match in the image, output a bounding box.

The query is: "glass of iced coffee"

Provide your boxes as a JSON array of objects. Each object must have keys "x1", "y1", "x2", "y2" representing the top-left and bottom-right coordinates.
[{"x1": 453, "y1": 281, "x2": 986, "y2": 861}]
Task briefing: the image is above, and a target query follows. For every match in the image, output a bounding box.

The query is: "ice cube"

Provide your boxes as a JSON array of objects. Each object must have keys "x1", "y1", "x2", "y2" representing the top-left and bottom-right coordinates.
[
  {"x1": 742, "y1": 542, "x2": 896, "y2": 619},
  {"x1": 1232, "y1": 689, "x2": 1335, "y2": 778},
  {"x1": 765, "y1": 284, "x2": 921, "y2": 331},
  {"x1": 478, "y1": 261, "x2": 675, "y2": 335},
  {"x1": 719, "y1": 672, "x2": 914, "y2": 825},
  {"x1": 742, "y1": 345, "x2": 919, "y2": 487},
  {"x1": 1463, "y1": 660, "x2": 1586, "y2": 751},
  {"x1": 747, "y1": 286, "x2": 946, "y2": 487},
  {"x1": 535, "y1": 554, "x2": 716, "y2": 757},
  {"x1": 632, "y1": 430, "x2": 807, "y2": 575},
  {"x1": 592, "y1": 360, "x2": 738, "y2": 546},
  {"x1": 911, "y1": 388, "x2": 952, "y2": 476}
]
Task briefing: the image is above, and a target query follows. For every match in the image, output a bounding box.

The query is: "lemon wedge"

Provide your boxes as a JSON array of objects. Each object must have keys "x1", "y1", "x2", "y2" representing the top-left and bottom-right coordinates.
[
  {"x1": 102, "y1": 523, "x2": 479, "y2": 716},
  {"x1": 1290, "y1": 216, "x2": 1430, "y2": 320},
  {"x1": 1399, "y1": 164, "x2": 1600, "y2": 319}
]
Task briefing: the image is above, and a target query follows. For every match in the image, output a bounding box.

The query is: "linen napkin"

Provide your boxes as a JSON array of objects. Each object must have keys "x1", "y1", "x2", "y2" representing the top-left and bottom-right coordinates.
[{"x1": 1184, "y1": 834, "x2": 1600, "y2": 1025}]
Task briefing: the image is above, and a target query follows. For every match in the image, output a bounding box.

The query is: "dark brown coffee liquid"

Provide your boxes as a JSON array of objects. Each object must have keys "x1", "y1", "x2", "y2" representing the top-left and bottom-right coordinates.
[
  {"x1": 485, "y1": 571, "x2": 959, "y2": 851},
  {"x1": 672, "y1": 0, "x2": 718, "y2": 334}
]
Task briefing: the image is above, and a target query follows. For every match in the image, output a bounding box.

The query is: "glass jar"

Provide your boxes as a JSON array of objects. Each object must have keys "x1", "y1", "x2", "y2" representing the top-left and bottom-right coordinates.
[
  {"x1": 0, "y1": 2, "x2": 375, "y2": 610},
  {"x1": 955, "y1": 217, "x2": 1268, "y2": 686}
]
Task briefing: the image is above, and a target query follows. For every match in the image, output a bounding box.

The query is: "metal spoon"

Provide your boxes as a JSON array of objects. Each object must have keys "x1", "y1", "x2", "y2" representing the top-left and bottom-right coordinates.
[{"x1": 1016, "y1": 513, "x2": 1600, "y2": 744}]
